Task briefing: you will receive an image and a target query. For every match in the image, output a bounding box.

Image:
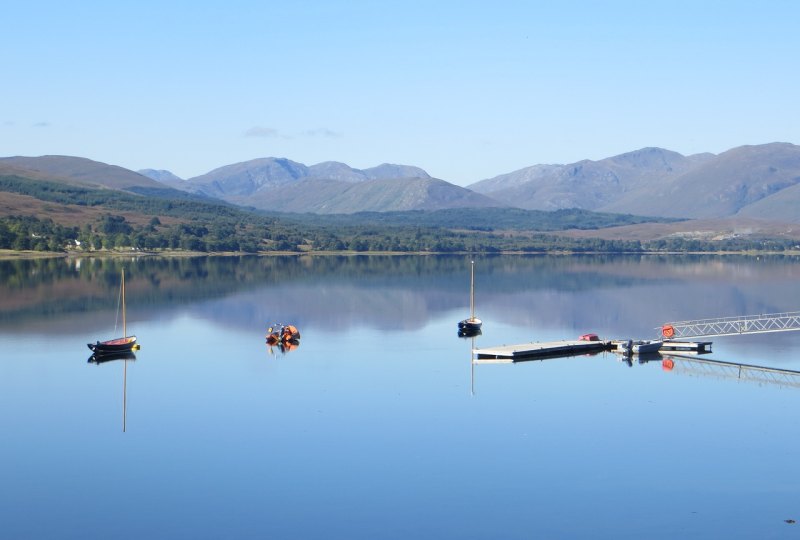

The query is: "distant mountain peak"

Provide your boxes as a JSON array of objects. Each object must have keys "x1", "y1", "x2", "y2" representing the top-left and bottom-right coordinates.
[
  {"x1": 178, "y1": 157, "x2": 433, "y2": 199},
  {"x1": 362, "y1": 163, "x2": 431, "y2": 180},
  {"x1": 138, "y1": 169, "x2": 184, "y2": 183}
]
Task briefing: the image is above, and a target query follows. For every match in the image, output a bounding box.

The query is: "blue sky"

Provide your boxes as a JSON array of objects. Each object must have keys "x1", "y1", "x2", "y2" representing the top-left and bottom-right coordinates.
[{"x1": 3, "y1": 0, "x2": 799, "y2": 185}]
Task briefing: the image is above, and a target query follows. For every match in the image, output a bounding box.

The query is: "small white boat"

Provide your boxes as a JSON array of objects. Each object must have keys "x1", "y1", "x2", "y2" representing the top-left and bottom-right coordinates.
[
  {"x1": 633, "y1": 340, "x2": 663, "y2": 354},
  {"x1": 618, "y1": 339, "x2": 663, "y2": 355}
]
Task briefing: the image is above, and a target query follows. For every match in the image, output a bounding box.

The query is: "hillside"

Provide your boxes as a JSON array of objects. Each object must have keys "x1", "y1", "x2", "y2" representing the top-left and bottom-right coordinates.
[
  {"x1": 3, "y1": 143, "x2": 800, "y2": 250},
  {"x1": 599, "y1": 143, "x2": 800, "y2": 221},
  {"x1": 469, "y1": 147, "x2": 711, "y2": 210},
  {"x1": 2, "y1": 157, "x2": 705, "y2": 255},
  {"x1": 183, "y1": 157, "x2": 432, "y2": 198},
  {"x1": 0, "y1": 155, "x2": 164, "y2": 191},
  {"x1": 737, "y1": 181, "x2": 800, "y2": 221},
  {"x1": 471, "y1": 143, "x2": 800, "y2": 221},
  {"x1": 135, "y1": 143, "x2": 800, "y2": 220},
  {"x1": 231, "y1": 177, "x2": 503, "y2": 213}
]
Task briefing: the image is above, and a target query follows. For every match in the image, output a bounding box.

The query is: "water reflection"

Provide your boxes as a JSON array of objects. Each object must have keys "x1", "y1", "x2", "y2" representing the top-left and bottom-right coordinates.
[
  {"x1": 659, "y1": 354, "x2": 800, "y2": 389},
  {"x1": 87, "y1": 351, "x2": 137, "y2": 365},
  {"x1": 3, "y1": 254, "x2": 800, "y2": 538},
  {"x1": 457, "y1": 327, "x2": 482, "y2": 338},
  {"x1": 87, "y1": 351, "x2": 136, "y2": 432},
  {"x1": 473, "y1": 346, "x2": 800, "y2": 391},
  {"x1": 3, "y1": 253, "x2": 800, "y2": 342},
  {"x1": 612, "y1": 349, "x2": 690, "y2": 367},
  {"x1": 265, "y1": 340, "x2": 300, "y2": 356}
]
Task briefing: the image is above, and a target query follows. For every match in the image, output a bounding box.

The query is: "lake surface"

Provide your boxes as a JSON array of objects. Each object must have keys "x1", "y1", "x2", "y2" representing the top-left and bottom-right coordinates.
[{"x1": 1, "y1": 254, "x2": 799, "y2": 539}]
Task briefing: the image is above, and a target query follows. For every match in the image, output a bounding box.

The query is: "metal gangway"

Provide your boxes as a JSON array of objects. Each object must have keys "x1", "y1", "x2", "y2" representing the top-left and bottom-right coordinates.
[{"x1": 659, "y1": 311, "x2": 800, "y2": 339}]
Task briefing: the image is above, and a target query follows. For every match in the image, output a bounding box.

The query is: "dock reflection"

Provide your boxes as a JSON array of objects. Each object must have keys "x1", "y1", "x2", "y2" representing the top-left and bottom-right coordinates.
[
  {"x1": 470, "y1": 344, "x2": 800, "y2": 390},
  {"x1": 658, "y1": 354, "x2": 800, "y2": 389}
]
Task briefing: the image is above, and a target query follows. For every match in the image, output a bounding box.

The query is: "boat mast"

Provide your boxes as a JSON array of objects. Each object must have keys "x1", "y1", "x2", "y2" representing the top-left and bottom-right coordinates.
[
  {"x1": 121, "y1": 268, "x2": 126, "y2": 338},
  {"x1": 470, "y1": 260, "x2": 475, "y2": 320}
]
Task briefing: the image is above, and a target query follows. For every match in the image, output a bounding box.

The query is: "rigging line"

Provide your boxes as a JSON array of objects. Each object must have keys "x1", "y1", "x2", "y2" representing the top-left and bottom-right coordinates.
[{"x1": 113, "y1": 275, "x2": 122, "y2": 335}]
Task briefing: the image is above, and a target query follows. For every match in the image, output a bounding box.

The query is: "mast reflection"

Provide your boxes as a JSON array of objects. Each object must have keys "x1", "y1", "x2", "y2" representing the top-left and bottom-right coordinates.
[
  {"x1": 88, "y1": 351, "x2": 136, "y2": 431},
  {"x1": 460, "y1": 329, "x2": 481, "y2": 396}
]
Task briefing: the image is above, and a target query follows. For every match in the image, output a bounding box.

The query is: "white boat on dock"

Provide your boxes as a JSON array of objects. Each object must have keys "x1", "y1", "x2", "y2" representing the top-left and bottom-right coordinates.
[
  {"x1": 615, "y1": 339, "x2": 663, "y2": 355},
  {"x1": 633, "y1": 340, "x2": 663, "y2": 354}
]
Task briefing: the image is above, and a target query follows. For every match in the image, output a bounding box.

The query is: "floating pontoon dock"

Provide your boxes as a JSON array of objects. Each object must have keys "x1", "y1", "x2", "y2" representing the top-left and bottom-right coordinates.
[
  {"x1": 473, "y1": 338, "x2": 713, "y2": 362},
  {"x1": 607, "y1": 340, "x2": 713, "y2": 354},
  {"x1": 660, "y1": 340, "x2": 712, "y2": 353},
  {"x1": 473, "y1": 339, "x2": 612, "y2": 361}
]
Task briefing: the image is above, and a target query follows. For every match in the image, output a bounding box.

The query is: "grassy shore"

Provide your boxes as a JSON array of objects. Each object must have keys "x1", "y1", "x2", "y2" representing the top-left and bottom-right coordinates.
[{"x1": 2, "y1": 248, "x2": 799, "y2": 261}]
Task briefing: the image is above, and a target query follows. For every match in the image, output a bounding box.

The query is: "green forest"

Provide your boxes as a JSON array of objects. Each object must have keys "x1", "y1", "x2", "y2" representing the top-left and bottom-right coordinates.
[{"x1": 0, "y1": 173, "x2": 797, "y2": 254}]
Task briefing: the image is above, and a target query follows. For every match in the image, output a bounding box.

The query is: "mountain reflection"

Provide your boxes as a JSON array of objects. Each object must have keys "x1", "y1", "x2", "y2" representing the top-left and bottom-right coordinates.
[{"x1": 2, "y1": 254, "x2": 800, "y2": 337}]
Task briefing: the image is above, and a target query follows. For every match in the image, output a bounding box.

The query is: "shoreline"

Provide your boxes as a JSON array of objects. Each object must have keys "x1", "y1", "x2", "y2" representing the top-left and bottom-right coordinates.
[{"x1": 2, "y1": 248, "x2": 799, "y2": 261}]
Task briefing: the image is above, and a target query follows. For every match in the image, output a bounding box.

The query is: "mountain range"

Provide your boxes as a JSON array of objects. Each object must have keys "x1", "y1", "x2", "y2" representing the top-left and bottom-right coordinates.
[
  {"x1": 469, "y1": 144, "x2": 800, "y2": 221},
  {"x1": 140, "y1": 157, "x2": 501, "y2": 213},
  {"x1": 2, "y1": 142, "x2": 799, "y2": 223}
]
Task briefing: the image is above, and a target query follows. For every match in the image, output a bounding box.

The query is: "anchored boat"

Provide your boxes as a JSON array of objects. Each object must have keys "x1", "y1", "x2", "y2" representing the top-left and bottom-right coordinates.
[
  {"x1": 458, "y1": 261, "x2": 482, "y2": 333},
  {"x1": 88, "y1": 268, "x2": 137, "y2": 355},
  {"x1": 266, "y1": 324, "x2": 301, "y2": 346}
]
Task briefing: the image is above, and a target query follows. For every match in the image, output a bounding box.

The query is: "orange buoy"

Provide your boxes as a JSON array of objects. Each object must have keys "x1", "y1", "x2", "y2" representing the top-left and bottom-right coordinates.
[
  {"x1": 662, "y1": 358, "x2": 675, "y2": 371},
  {"x1": 662, "y1": 324, "x2": 675, "y2": 339}
]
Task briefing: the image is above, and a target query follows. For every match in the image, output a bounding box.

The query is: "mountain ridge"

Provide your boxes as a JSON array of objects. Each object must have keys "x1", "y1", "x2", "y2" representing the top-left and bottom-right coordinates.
[
  {"x1": 469, "y1": 142, "x2": 800, "y2": 222},
  {"x1": 1, "y1": 155, "x2": 164, "y2": 191},
  {"x1": 5, "y1": 142, "x2": 800, "y2": 221}
]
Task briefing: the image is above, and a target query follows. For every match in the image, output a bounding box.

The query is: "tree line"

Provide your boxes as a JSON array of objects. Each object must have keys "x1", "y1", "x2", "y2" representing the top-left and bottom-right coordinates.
[
  {"x1": 1, "y1": 173, "x2": 798, "y2": 254},
  {"x1": 2, "y1": 213, "x2": 798, "y2": 254}
]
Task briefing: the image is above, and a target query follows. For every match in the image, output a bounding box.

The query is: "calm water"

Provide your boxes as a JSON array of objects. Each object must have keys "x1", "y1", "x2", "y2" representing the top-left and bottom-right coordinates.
[{"x1": 1, "y1": 254, "x2": 799, "y2": 539}]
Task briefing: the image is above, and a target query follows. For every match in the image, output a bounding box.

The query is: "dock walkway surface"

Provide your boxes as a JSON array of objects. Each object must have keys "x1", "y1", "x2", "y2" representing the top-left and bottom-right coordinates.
[{"x1": 473, "y1": 340, "x2": 611, "y2": 360}]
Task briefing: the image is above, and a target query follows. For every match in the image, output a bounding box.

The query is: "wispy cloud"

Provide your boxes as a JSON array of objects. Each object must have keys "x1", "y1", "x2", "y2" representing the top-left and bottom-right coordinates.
[
  {"x1": 244, "y1": 126, "x2": 343, "y2": 139},
  {"x1": 244, "y1": 126, "x2": 281, "y2": 138},
  {"x1": 33, "y1": 121, "x2": 51, "y2": 128},
  {"x1": 303, "y1": 128, "x2": 342, "y2": 138}
]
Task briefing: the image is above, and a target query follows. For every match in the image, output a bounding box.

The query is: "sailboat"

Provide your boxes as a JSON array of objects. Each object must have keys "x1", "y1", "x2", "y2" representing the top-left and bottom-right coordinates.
[
  {"x1": 458, "y1": 260, "x2": 482, "y2": 334},
  {"x1": 88, "y1": 268, "x2": 137, "y2": 355}
]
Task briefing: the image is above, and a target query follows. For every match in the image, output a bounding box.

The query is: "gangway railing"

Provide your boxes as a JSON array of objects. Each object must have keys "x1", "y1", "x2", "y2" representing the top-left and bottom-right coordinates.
[{"x1": 659, "y1": 311, "x2": 800, "y2": 339}]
